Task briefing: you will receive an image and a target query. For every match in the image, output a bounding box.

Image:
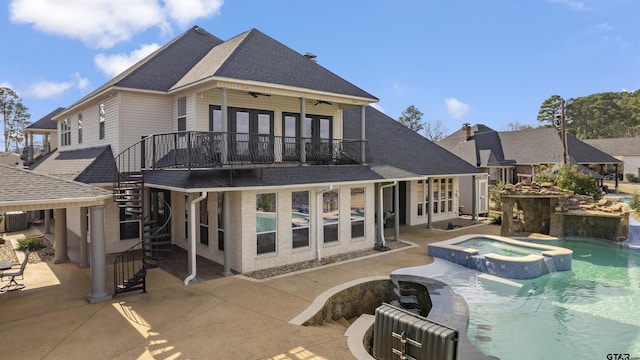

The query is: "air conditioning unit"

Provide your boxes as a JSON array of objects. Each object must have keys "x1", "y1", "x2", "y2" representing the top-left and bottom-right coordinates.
[{"x1": 4, "y1": 211, "x2": 29, "y2": 232}]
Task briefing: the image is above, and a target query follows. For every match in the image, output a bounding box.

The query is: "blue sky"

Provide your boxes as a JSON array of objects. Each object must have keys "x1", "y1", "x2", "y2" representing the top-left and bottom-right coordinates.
[{"x1": 1, "y1": 0, "x2": 639, "y2": 148}]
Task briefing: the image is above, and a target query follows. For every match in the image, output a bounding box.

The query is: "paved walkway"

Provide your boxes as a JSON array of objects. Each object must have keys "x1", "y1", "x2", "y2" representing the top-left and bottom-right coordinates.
[{"x1": 0, "y1": 223, "x2": 500, "y2": 360}]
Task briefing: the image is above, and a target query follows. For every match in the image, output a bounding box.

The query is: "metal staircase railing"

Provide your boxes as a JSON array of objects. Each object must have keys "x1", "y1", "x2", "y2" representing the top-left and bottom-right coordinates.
[
  {"x1": 112, "y1": 136, "x2": 172, "y2": 296},
  {"x1": 113, "y1": 242, "x2": 148, "y2": 295}
]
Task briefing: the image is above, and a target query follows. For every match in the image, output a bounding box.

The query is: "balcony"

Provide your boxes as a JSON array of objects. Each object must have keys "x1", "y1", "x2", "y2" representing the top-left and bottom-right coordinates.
[{"x1": 117, "y1": 131, "x2": 369, "y2": 174}]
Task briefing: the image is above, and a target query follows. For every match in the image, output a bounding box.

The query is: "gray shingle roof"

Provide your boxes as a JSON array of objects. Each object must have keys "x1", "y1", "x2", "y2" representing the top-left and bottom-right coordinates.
[
  {"x1": 62, "y1": 26, "x2": 224, "y2": 113},
  {"x1": 62, "y1": 26, "x2": 376, "y2": 119},
  {"x1": 143, "y1": 165, "x2": 384, "y2": 189},
  {"x1": 0, "y1": 163, "x2": 111, "y2": 207},
  {"x1": 114, "y1": 26, "x2": 224, "y2": 92},
  {"x1": 173, "y1": 29, "x2": 377, "y2": 100},
  {"x1": 440, "y1": 125, "x2": 621, "y2": 166},
  {"x1": 30, "y1": 146, "x2": 114, "y2": 184},
  {"x1": 343, "y1": 106, "x2": 480, "y2": 176},
  {"x1": 26, "y1": 107, "x2": 65, "y2": 130},
  {"x1": 583, "y1": 137, "x2": 640, "y2": 156}
]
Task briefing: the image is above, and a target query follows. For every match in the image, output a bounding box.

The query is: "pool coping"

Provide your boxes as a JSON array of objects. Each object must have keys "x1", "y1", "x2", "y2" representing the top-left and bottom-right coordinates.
[{"x1": 431, "y1": 234, "x2": 573, "y2": 262}]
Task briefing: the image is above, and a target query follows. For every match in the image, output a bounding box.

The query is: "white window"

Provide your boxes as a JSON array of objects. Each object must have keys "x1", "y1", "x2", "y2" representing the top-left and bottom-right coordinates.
[
  {"x1": 177, "y1": 97, "x2": 187, "y2": 131},
  {"x1": 77, "y1": 113, "x2": 83, "y2": 144},
  {"x1": 60, "y1": 118, "x2": 71, "y2": 146},
  {"x1": 323, "y1": 189, "x2": 339, "y2": 243},
  {"x1": 292, "y1": 191, "x2": 310, "y2": 248},
  {"x1": 256, "y1": 193, "x2": 276, "y2": 254},
  {"x1": 351, "y1": 188, "x2": 365, "y2": 239},
  {"x1": 99, "y1": 103, "x2": 105, "y2": 140}
]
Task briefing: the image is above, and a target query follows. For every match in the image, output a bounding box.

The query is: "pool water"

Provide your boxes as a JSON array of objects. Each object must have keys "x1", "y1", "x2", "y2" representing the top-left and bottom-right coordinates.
[
  {"x1": 456, "y1": 237, "x2": 544, "y2": 257},
  {"x1": 423, "y1": 239, "x2": 640, "y2": 359}
]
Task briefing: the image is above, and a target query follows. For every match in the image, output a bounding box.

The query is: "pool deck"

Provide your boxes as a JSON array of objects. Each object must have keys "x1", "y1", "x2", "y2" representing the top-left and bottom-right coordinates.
[{"x1": 0, "y1": 222, "x2": 500, "y2": 360}]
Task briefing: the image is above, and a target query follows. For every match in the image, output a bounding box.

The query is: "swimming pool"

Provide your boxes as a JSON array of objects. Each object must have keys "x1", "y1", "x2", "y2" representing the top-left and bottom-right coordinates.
[
  {"x1": 428, "y1": 235, "x2": 572, "y2": 279},
  {"x1": 397, "y1": 238, "x2": 640, "y2": 359}
]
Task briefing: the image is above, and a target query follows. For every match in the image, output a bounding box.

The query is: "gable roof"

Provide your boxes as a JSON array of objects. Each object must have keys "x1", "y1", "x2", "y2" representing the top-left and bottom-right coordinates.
[
  {"x1": 439, "y1": 125, "x2": 621, "y2": 166},
  {"x1": 583, "y1": 137, "x2": 640, "y2": 157},
  {"x1": 173, "y1": 29, "x2": 377, "y2": 100},
  {"x1": 343, "y1": 106, "x2": 480, "y2": 177},
  {"x1": 59, "y1": 26, "x2": 224, "y2": 117},
  {"x1": 0, "y1": 163, "x2": 111, "y2": 211},
  {"x1": 30, "y1": 146, "x2": 114, "y2": 184},
  {"x1": 438, "y1": 124, "x2": 513, "y2": 167},
  {"x1": 26, "y1": 107, "x2": 65, "y2": 130},
  {"x1": 59, "y1": 26, "x2": 376, "y2": 120}
]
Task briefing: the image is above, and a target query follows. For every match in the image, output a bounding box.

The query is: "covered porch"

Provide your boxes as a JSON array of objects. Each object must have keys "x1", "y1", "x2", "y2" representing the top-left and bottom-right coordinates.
[{"x1": 0, "y1": 164, "x2": 113, "y2": 302}]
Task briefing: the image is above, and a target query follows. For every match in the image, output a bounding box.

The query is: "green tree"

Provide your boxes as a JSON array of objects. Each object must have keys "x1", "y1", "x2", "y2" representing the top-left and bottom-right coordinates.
[
  {"x1": 537, "y1": 95, "x2": 567, "y2": 128},
  {"x1": 398, "y1": 105, "x2": 424, "y2": 132},
  {"x1": 537, "y1": 165, "x2": 603, "y2": 200},
  {"x1": 538, "y1": 90, "x2": 640, "y2": 139},
  {"x1": 0, "y1": 87, "x2": 31, "y2": 152}
]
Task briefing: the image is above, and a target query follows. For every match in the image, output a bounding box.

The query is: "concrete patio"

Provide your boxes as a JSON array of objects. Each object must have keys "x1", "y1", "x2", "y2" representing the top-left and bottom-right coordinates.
[{"x1": 0, "y1": 223, "x2": 500, "y2": 360}]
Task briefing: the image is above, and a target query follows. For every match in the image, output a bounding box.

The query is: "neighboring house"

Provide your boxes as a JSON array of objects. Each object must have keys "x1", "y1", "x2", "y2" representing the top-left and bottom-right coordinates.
[
  {"x1": 28, "y1": 26, "x2": 480, "y2": 290},
  {"x1": 583, "y1": 137, "x2": 640, "y2": 179},
  {"x1": 22, "y1": 107, "x2": 64, "y2": 165},
  {"x1": 0, "y1": 152, "x2": 22, "y2": 167},
  {"x1": 439, "y1": 124, "x2": 622, "y2": 210}
]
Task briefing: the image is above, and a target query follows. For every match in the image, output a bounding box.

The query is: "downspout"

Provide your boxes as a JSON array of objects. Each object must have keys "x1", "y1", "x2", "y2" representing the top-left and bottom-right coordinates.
[
  {"x1": 185, "y1": 191, "x2": 207, "y2": 285},
  {"x1": 378, "y1": 181, "x2": 397, "y2": 249},
  {"x1": 316, "y1": 185, "x2": 333, "y2": 261}
]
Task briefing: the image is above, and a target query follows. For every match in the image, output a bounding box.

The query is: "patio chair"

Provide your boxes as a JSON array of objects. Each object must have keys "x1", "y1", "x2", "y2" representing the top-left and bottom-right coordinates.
[{"x1": 0, "y1": 250, "x2": 29, "y2": 292}]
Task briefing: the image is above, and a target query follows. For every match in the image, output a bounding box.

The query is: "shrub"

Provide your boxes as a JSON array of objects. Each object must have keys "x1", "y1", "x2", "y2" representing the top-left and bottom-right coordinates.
[
  {"x1": 629, "y1": 192, "x2": 640, "y2": 213},
  {"x1": 626, "y1": 173, "x2": 639, "y2": 183},
  {"x1": 537, "y1": 165, "x2": 603, "y2": 200},
  {"x1": 17, "y1": 237, "x2": 46, "y2": 252},
  {"x1": 489, "y1": 181, "x2": 506, "y2": 213}
]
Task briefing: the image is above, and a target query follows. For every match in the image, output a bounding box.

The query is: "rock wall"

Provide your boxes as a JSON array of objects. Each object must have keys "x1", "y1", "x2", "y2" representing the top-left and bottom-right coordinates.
[{"x1": 500, "y1": 182, "x2": 629, "y2": 242}]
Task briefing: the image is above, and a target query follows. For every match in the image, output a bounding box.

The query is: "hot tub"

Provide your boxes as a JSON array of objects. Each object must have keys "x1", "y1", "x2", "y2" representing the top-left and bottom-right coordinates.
[{"x1": 427, "y1": 234, "x2": 572, "y2": 279}]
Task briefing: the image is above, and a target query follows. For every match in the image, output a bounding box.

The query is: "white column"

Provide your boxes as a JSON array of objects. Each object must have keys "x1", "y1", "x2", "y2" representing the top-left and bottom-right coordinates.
[
  {"x1": 427, "y1": 178, "x2": 433, "y2": 229},
  {"x1": 472, "y1": 175, "x2": 478, "y2": 221},
  {"x1": 79, "y1": 207, "x2": 89, "y2": 268},
  {"x1": 53, "y1": 208, "x2": 69, "y2": 263},
  {"x1": 221, "y1": 88, "x2": 228, "y2": 165},
  {"x1": 44, "y1": 209, "x2": 51, "y2": 234},
  {"x1": 222, "y1": 191, "x2": 232, "y2": 276},
  {"x1": 300, "y1": 97, "x2": 306, "y2": 163},
  {"x1": 360, "y1": 105, "x2": 366, "y2": 163},
  {"x1": 86, "y1": 205, "x2": 111, "y2": 303},
  {"x1": 394, "y1": 182, "x2": 400, "y2": 241}
]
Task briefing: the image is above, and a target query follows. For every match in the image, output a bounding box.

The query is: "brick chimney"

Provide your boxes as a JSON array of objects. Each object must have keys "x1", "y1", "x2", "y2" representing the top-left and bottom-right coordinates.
[{"x1": 461, "y1": 123, "x2": 471, "y2": 141}]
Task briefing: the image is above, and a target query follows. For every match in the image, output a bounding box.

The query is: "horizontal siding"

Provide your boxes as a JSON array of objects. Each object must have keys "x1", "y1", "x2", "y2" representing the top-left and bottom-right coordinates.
[
  {"x1": 56, "y1": 94, "x2": 120, "y2": 153},
  {"x1": 191, "y1": 88, "x2": 342, "y2": 138},
  {"x1": 119, "y1": 92, "x2": 172, "y2": 155}
]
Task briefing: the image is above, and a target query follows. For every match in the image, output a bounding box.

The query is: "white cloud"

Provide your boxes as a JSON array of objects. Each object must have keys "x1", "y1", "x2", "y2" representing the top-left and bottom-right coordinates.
[
  {"x1": 596, "y1": 22, "x2": 613, "y2": 31},
  {"x1": 95, "y1": 43, "x2": 161, "y2": 77},
  {"x1": 444, "y1": 98, "x2": 469, "y2": 119},
  {"x1": 546, "y1": 0, "x2": 589, "y2": 11},
  {"x1": 165, "y1": 0, "x2": 224, "y2": 27},
  {"x1": 9, "y1": 0, "x2": 224, "y2": 49},
  {"x1": 25, "y1": 72, "x2": 89, "y2": 99}
]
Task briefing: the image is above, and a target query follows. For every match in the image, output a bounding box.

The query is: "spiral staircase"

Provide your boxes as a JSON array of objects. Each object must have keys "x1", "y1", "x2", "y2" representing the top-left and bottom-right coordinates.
[{"x1": 112, "y1": 138, "x2": 172, "y2": 296}]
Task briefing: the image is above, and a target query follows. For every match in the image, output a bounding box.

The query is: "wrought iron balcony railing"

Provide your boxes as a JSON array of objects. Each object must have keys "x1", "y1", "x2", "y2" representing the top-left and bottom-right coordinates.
[{"x1": 115, "y1": 131, "x2": 369, "y2": 175}]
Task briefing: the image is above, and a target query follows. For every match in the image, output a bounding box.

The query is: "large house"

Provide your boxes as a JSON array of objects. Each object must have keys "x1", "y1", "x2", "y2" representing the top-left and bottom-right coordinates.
[
  {"x1": 583, "y1": 137, "x2": 640, "y2": 180},
  {"x1": 24, "y1": 26, "x2": 480, "y2": 299},
  {"x1": 439, "y1": 124, "x2": 622, "y2": 210}
]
